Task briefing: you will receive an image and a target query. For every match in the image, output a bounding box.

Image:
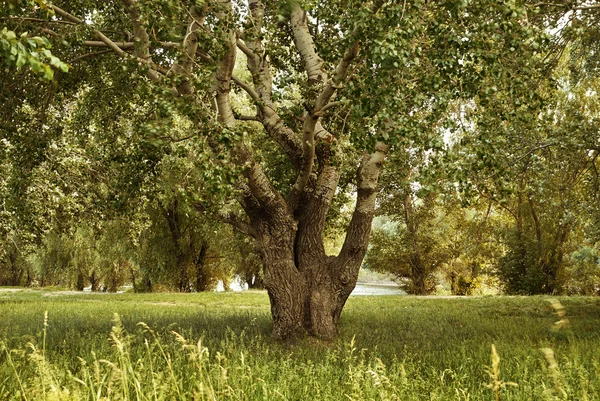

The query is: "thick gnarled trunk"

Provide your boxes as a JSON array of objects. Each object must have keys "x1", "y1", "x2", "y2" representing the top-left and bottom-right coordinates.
[
  {"x1": 260, "y1": 236, "x2": 361, "y2": 340},
  {"x1": 252, "y1": 143, "x2": 386, "y2": 340}
]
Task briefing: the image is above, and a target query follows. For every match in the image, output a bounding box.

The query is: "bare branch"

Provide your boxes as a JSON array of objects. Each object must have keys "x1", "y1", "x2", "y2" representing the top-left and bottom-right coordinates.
[
  {"x1": 573, "y1": 4, "x2": 600, "y2": 10},
  {"x1": 82, "y1": 40, "x2": 179, "y2": 49},
  {"x1": 290, "y1": 4, "x2": 326, "y2": 85},
  {"x1": 93, "y1": 30, "x2": 128, "y2": 56},
  {"x1": 39, "y1": 27, "x2": 60, "y2": 37},
  {"x1": 0, "y1": 16, "x2": 76, "y2": 25},
  {"x1": 70, "y1": 49, "x2": 113, "y2": 63},
  {"x1": 51, "y1": 5, "x2": 84, "y2": 24},
  {"x1": 338, "y1": 142, "x2": 389, "y2": 264},
  {"x1": 236, "y1": 38, "x2": 255, "y2": 59},
  {"x1": 236, "y1": 115, "x2": 260, "y2": 121},
  {"x1": 232, "y1": 75, "x2": 261, "y2": 103}
]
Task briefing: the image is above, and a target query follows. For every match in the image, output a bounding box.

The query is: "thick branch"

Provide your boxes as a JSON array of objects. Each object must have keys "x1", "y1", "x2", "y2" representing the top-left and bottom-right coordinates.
[
  {"x1": 290, "y1": 4, "x2": 326, "y2": 85},
  {"x1": 314, "y1": 1, "x2": 384, "y2": 111},
  {"x1": 245, "y1": 0, "x2": 274, "y2": 106},
  {"x1": 232, "y1": 75, "x2": 261, "y2": 103},
  {"x1": 221, "y1": 212, "x2": 256, "y2": 238},
  {"x1": 295, "y1": 163, "x2": 341, "y2": 267},
  {"x1": 51, "y1": 5, "x2": 84, "y2": 24},
  {"x1": 210, "y1": 1, "x2": 237, "y2": 125},
  {"x1": 287, "y1": 116, "x2": 317, "y2": 211},
  {"x1": 236, "y1": 38, "x2": 255, "y2": 59},
  {"x1": 337, "y1": 142, "x2": 389, "y2": 265},
  {"x1": 170, "y1": 6, "x2": 208, "y2": 95},
  {"x1": 237, "y1": 147, "x2": 287, "y2": 213},
  {"x1": 242, "y1": 0, "x2": 302, "y2": 165},
  {"x1": 121, "y1": 0, "x2": 161, "y2": 81},
  {"x1": 315, "y1": 42, "x2": 360, "y2": 111}
]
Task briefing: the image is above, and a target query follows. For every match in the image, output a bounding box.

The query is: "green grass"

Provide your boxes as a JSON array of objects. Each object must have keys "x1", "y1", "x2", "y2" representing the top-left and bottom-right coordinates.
[{"x1": 1, "y1": 289, "x2": 600, "y2": 400}]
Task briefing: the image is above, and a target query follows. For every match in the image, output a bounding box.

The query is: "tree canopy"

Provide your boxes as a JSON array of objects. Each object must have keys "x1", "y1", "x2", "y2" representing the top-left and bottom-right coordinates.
[{"x1": 1, "y1": 0, "x2": 600, "y2": 339}]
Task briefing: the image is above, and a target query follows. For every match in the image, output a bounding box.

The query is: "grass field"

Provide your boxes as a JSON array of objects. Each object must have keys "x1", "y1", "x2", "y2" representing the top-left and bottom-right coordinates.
[{"x1": 1, "y1": 289, "x2": 599, "y2": 400}]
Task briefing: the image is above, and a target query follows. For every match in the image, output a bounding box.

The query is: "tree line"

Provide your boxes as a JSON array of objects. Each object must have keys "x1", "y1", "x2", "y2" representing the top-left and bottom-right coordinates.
[{"x1": 1, "y1": 0, "x2": 600, "y2": 339}]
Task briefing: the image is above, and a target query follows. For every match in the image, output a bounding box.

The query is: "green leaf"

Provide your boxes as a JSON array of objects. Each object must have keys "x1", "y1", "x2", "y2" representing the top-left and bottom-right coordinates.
[{"x1": 15, "y1": 52, "x2": 26, "y2": 69}]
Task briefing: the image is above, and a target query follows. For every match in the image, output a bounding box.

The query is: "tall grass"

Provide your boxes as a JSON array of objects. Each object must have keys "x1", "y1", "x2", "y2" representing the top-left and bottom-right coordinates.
[{"x1": 1, "y1": 290, "x2": 600, "y2": 400}]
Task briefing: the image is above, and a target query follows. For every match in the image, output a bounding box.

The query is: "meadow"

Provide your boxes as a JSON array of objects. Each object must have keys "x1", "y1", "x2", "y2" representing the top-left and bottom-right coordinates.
[{"x1": 1, "y1": 289, "x2": 599, "y2": 400}]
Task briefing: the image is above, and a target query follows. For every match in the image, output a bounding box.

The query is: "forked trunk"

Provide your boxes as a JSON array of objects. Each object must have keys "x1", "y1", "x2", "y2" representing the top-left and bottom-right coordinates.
[
  {"x1": 240, "y1": 143, "x2": 388, "y2": 340},
  {"x1": 262, "y1": 245, "x2": 359, "y2": 340}
]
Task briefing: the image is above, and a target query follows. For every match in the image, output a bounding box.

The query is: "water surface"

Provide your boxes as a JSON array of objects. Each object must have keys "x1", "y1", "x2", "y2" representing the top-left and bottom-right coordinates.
[{"x1": 351, "y1": 283, "x2": 406, "y2": 296}]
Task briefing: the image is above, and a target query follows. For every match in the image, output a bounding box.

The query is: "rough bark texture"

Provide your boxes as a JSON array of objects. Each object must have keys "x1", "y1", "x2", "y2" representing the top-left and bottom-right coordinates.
[{"x1": 244, "y1": 142, "x2": 388, "y2": 340}]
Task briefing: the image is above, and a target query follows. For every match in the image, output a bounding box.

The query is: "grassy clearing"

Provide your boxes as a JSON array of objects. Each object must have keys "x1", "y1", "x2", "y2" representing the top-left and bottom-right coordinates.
[{"x1": 1, "y1": 289, "x2": 599, "y2": 400}]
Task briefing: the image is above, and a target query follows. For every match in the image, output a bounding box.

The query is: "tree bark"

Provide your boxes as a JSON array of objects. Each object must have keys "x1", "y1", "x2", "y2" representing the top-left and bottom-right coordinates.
[
  {"x1": 75, "y1": 271, "x2": 85, "y2": 291},
  {"x1": 249, "y1": 144, "x2": 387, "y2": 340},
  {"x1": 194, "y1": 241, "x2": 209, "y2": 291},
  {"x1": 89, "y1": 270, "x2": 100, "y2": 292}
]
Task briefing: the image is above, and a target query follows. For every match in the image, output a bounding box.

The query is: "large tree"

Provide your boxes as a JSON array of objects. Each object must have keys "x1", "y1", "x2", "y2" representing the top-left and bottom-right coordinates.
[{"x1": 1, "y1": 0, "x2": 540, "y2": 339}]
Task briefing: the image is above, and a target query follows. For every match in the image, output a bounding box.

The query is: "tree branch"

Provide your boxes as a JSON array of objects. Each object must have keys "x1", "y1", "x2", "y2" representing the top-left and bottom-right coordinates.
[
  {"x1": 314, "y1": 100, "x2": 348, "y2": 117},
  {"x1": 221, "y1": 212, "x2": 256, "y2": 237},
  {"x1": 236, "y1": 115, "x2": 259, "y2": 121},
  {"x1": 51, "y1": 4, "x2": 165, "y2": 79},
  {"x1": 121, "y1": 0, "x2": 162, "y2": 81},
  {"x1": 244, "y1": 0, "x2": 302, "y2": 165},
  {"x1": 211, "y1": 1, "x2": 237, "y2": 126},
  {"x1": 236, "y1": 38, "x2": 255, "y2": 59},
  {"x1": 70, "y1": 49, "x2": 114, "y2": 63},
  {"x1": 82, "y1": 40, "x2": 179, "y2": 49},
  {"x1": 232, "y1": 75, "x2": 261, "y2": 103},
  {"x1": 170, "y1": 6, "x2": 208, "y2": 95},
  {"x1": 338, "y1": 142, "x2": 389, "y2": 264},
  {"x1": 286, "y1": 115, "x2": 317, "y2": 212},
  {"x1": 290, "y1": 4, "x2": 326, "y2": 85}
]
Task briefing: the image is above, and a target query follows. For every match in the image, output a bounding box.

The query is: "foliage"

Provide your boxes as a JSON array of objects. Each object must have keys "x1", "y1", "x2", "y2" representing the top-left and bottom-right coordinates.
[
  {"x1": 0, "y1": 27, "x2": 68, "y2": 79},
  {"x1": 563, "y1": 246, "x2": 600, "y2": 295}
]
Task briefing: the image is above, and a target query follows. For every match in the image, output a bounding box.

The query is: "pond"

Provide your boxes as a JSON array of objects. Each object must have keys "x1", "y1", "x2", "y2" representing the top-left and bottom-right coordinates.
[
  {"x1": 221, "y1": 277, "x2": 407, "y2": 296},
  {"x1": 350, "y1": 282, "x2": 406, "y2": 296}
]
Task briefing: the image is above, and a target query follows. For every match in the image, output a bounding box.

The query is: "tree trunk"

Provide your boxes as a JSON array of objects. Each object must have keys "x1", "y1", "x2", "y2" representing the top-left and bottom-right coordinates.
[
  {"x1": 409, "y1": 253, "x2": 427, "y2": 295},
  {"x1": 129, "y1": 265, "x2": 137, "y2": 293},
  {"x1": 249, "y1": 144, "x2": 387, "y2": 340},
  {"x1": 164, "y1": 202, "x2": 191, "y2": 292},
  {"x1": 24, "y1": 267, "x2": 32, "y2": 287},
  {"x1": 403, "y1": 192, "x2": 428, "y2": 295},
  {"x1": 195, "y1": 241, "x2": 208, "y2": 291},
  {"x1": 89, "y1": 270, "x2": 100, "y2": 292},
  {"x1": 259, "y1": 222, "x2": 367, "y2": 340},
  {"x1": 8, "y1": 248, "x2": 23, "y2": 286},
  {"x1": 75, "y1": 271, "x2": 85, "y2": 291}
]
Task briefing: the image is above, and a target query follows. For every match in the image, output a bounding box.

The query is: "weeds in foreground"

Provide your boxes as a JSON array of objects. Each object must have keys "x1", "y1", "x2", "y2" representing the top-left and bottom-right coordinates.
[
  {"x1": 485, "y1": 344, "x2": 517, "y2": 401},
  {"x1": 1, "y1": 296, "x2": 599, "y2": 400}
]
